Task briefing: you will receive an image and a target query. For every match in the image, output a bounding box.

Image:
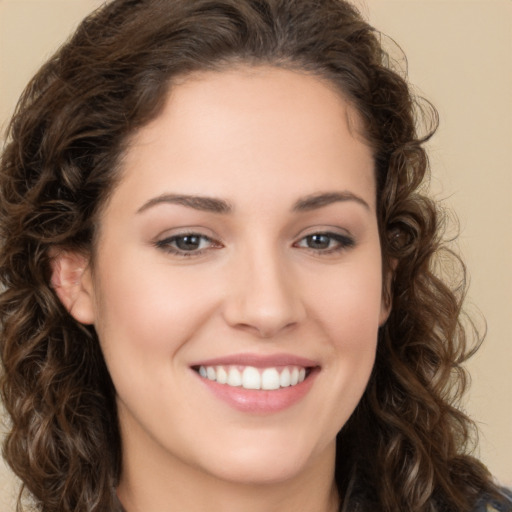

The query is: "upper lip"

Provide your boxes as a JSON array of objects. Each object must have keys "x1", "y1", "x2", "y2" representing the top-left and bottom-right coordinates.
[{"x1": 190, "y1": 353, "x2": 319, "y2": 369}]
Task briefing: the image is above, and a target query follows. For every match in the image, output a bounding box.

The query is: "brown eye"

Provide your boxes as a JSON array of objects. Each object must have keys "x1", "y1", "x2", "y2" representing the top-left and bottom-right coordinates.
[
  {"x1": 305, "y1": 234, "x2": 332, "y2": 250},
  {"x1": 174, "y1": 235, "x2": 203, "y2": 251}
]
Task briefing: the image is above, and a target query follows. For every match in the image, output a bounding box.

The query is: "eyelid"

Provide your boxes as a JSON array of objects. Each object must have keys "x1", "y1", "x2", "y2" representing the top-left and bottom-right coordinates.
[{"x1": 293, "y1": 225, "x2": 354, "y2": 242}]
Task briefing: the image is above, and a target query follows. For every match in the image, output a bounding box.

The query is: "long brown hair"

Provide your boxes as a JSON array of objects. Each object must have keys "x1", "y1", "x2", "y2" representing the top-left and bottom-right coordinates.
[{"x1": 0, "y1": 1, "x2": 503, "y2": 510}]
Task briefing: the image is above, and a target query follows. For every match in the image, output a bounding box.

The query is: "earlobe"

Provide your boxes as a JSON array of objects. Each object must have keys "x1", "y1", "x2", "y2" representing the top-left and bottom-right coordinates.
[{"x1": 50, "y1": 249, "x2": 95, "y2": 325}]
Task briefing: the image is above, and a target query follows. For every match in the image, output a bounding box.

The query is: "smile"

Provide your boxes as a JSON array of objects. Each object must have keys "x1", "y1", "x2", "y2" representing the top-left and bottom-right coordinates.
[
  {"x1": 191, "y1": 354, "x2": 319, "y2": 413},
  {"x1": 197, "y1": 365, "x2": 308, "y2": 390}
]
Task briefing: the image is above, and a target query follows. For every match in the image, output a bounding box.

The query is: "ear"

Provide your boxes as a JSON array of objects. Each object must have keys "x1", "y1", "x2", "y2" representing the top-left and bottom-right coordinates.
[
  {"x1": 49, "y1": 249, "x2": 95, "y2": 325},
  {"x1": 379, "y1": 258, "x2": 397, "y2": 326}
]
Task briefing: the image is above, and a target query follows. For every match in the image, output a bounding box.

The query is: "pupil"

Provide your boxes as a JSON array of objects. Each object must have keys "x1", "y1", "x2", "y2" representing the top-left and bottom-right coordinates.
[
  {"x1": 176, "y1": 235, "x2": 201, "y2": 250},
  {"x1": 308, "y1": 234, "x2": 330, "y2": 249}
]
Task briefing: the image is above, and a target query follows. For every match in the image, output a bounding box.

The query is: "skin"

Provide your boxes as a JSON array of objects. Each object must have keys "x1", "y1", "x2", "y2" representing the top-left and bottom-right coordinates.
[{"x1": 54, "y1": 66, "x2": 390, "y2": 512}]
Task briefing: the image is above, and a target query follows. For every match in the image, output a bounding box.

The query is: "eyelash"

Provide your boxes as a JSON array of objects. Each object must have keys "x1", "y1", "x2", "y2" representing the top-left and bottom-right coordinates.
[{"x1": 154, "y1": 231, "x2": 355, "y2": 257}]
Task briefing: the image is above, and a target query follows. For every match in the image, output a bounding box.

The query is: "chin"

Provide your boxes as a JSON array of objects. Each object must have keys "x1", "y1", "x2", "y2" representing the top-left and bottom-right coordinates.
[
  {"x1": 196, "y1": 433, "x2": 333, "y2": 486},
  {"x1": 205, "y1": 455, "x2": 309, "y2": 486}
]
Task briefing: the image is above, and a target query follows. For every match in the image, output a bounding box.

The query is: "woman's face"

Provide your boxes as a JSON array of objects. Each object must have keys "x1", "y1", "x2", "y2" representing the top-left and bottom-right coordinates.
[{"x1": 77, "y1": 67, "x2": 389, "y2": 486}]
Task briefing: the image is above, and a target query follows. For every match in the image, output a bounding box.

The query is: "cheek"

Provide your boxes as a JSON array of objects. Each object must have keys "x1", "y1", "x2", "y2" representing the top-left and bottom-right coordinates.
[
  {"x1": 92, "y1": 253, "x2": 220, "y2": 367},
  {"x1": 311, "y1": 254, "x2": 384, "y2": 341},
  {"x1": 306, "y1": 253, "x2": 382, "y2": 414},
  {"x1": 322, "y1": 279, "x2": 380, "y2": 379}
]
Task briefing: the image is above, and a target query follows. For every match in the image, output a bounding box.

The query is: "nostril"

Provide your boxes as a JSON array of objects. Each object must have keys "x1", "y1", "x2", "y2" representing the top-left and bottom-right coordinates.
[{"x1": 232, "y1": 319, "x2": 299, "y2": 339}]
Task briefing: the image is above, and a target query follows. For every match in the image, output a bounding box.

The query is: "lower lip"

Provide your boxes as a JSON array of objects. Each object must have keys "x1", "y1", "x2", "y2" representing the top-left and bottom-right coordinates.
[{"x1": 195, "y1": 369, "x2": 319, "y2": 414}]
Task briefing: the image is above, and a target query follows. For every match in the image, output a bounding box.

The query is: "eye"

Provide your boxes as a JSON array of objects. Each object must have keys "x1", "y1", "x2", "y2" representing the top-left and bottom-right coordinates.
[
  {"x1": 155, "y1": 233, "x2": 221, "y2": 256},
  {"x1": 295, "y1": 232, "x2": 354, "y2": 253}
]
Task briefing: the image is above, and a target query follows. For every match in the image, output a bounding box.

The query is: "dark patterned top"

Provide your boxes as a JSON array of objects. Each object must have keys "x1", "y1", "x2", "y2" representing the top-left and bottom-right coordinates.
[{"x1": 475, "y1": 489, "x2": 512, "y2": 512}]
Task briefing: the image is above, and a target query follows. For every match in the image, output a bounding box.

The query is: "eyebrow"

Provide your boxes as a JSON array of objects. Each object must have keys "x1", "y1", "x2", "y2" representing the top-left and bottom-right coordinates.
[
  {"x1": 292, "y1": 191, "x2": 370, "y2": 212},
  {"x1": 136, "y1": 194, "x2": 233, "y2": 214},
  {"x1": 136, "y1": 190, "x2": 370, "y2": 215}
]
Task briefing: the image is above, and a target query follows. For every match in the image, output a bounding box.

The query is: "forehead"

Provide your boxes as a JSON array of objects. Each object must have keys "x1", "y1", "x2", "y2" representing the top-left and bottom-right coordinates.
[
  {"x1": 114, "y1": 65, "x2": 375, "y2": 213},
  {"x1": 138, "y1": 65, "x2": 369, "y2": 156}
]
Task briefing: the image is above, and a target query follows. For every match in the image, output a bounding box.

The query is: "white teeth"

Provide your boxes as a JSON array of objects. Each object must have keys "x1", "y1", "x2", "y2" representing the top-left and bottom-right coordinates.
[
  {"x1": 227, "y1": 367, "x2": 242, "y2": 386},
  {"x1": 242, "y1": 367, "x2": 261, "y2": 389},
  {"x1": 279, "y1": 367, "x2": 291, "y2": 387},
  {"x1": 261, "y1": 368, "x2": 280, "y2": 390},
  {"x1": 197, "y1": 364, "x2": 310, "y2": 390},
  {"x1": 216, "y1": 366, "x2": 228, "y2": 384}
]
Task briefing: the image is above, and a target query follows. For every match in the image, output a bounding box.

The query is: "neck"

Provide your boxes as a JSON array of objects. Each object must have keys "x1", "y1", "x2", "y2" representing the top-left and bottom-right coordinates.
[
  {"x1": 117, "y1": 433, "x2": 339, "y2": 512},
  {"x1": 118, "y1": 472, "x2": 339, "y2": 512}
]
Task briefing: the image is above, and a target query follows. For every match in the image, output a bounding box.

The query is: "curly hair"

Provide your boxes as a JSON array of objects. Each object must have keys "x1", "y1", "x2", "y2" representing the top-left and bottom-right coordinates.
[{"x1": 0, "y1": 0, "x2": 503, "y2": 511}]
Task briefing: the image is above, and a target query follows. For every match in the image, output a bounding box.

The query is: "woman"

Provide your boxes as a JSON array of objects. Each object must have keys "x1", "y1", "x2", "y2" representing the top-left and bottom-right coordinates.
[{"x1": 0, "y1": 0, "x2": 510, "y2": 511}]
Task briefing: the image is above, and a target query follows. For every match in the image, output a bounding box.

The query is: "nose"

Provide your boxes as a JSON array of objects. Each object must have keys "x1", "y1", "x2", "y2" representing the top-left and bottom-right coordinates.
[{"x1": 222, "y1": 247, "x2": 306, "y2": 338}]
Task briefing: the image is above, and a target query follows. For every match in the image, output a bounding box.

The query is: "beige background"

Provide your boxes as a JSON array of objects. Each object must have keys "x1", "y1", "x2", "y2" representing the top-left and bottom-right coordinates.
[{"x1": 0, "y1": 0, "x2": 510, "y2": 508}]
